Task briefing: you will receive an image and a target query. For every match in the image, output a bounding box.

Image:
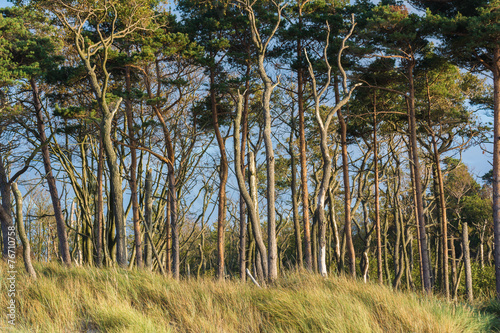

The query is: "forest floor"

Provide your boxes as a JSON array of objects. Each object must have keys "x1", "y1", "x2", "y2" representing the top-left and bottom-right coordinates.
[{"x1": 1, "y1": 262, "x2": 499, "y2": 332}]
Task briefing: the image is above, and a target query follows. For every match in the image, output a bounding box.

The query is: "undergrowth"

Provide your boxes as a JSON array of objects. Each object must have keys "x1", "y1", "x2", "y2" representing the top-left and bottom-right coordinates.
[{"x1": 0, "y1": 262, "x2": 498, "y2": 332}]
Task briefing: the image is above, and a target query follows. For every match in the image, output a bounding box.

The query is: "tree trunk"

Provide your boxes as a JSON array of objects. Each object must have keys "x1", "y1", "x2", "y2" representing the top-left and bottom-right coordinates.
[
  {"x1": 334, "y1": 75, "x2": 356, "y2": 278},
  {"x1": 95, "y1": 138, "x2": 104, "y2": 267},
  {"x1": 393, "y1": 193, "x2": 403, "y2": 289},
  {"x1": 408, "y1": 62, "x2": 431, "y2": 292},
  {"x1": 450, "y1": 236, "x2": 458, "y2": 299},
  {"x1": 12, "y1": 183, "x2": 36, "y2": 279},
  {"x1": 210, "y1": 72, "x2": 229, "y2": 280},
  {"x1": 492, "y1": 47, "x2": 500, "y2": 299},
  {"x1": 297, "y1": 4, "x2": 312, "y2": 271},
  {"x1": 426, "y1": 74, "x2": 449, "y2": 298},
  {"x1": 234, "y1": 93, "x2": 268, "y2": 279},
  {"x1": 125, "y1": 66, "x2": 143, "y2": 269},
  {"x1": 244, "y1": 5, "x2": 281, "y2": 280},
  {"x1": 31, "y1": 78, "x2": 72, "y2": 266},
  {"x1": 290, "y1": 113, "x2": 303, "y2": 268},
  {"x1": 0, "y1": 150, "x2": 14, "y2": 259},
  {"x1": 479, "y1": 224, "x2": 485, "y2": 269},
  {"x1": 144, "y1": 169, "x2": 153, "y2": 270},
  {"x1": 328, "y1": 187, "x2": 341, "y2": 265},
  {"x1": 146, "y1": 61, "x2": 178, "y2": 278},
  {"x1": 434, "y1": 152, "x2": 449, "y2": 298},
  {"x1": 239, "y1": 66, "x2": 251, "y2": 281},
  {"x1": 373, "y1": 93, "x2": 383, "y2": 284},
  {"x1": 168, "y1": 167, "x2": 179, "y2": 278},
  {"x1": 165, "y1": 191, "x2": 172, "y2": 273},
  {"x1": 463, "y1": 222, "x2": 473, "y2": 301},
  {"x1": 209, "y1": 68, "x2": 228, "y2": 280},
  {"x1": 102, "y1": 110, "x2": 127, "y2": 267},
  {"x1": 313, "y1": 109, "x2": 333, "y2": 276},
  {"x1": 261, "y1": 65, "x2": 278, "y2": 282}
]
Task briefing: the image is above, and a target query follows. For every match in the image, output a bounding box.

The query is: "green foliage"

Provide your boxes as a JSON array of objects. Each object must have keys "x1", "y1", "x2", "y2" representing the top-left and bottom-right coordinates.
[
  {"x1": 462, "y1": 194, "x2": 492, "y2": 227},
  {"x1": 471, "y1": 264, "x2": 496, "y2": 299},
  {"x1": 0, "y1": 6, "x2": 62, "y2": 82},
  {"x1": 424, "y1": 0, "x2": 500, "y2": 72}
]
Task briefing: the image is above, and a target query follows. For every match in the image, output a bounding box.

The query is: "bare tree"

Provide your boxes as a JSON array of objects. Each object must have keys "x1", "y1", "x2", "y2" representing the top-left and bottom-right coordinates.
[
  {"x1": 233, "y1": 91, "x2": 269, "y2": 280},
  {"x1": 237, "y1": 0, "x2": 285, "y2": 281},
  {"x1": 305, "y1": 16, "x2": 360, "y2": 277},
  {"x1": 45, "y1": 0, "x2": 156, "y2": 267}
]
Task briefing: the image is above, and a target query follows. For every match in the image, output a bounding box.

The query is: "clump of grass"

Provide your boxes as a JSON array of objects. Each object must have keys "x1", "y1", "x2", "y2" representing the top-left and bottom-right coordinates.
[{"x1": 0, "y1": 262, "x2": 497, "y2": 332}]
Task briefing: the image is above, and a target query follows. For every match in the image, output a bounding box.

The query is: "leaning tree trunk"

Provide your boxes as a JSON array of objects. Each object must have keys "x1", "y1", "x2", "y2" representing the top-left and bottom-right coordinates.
[
  {"x1": 210, "y1": 68, "x2": 229, "y2": 280},
  {"x1": 243, "y1": 1, "x2": 283, "y2": 281},
  {"x1": 31, "y1": 78, "x2": 72, "y2": 266},
  {"x1": 306, "y1": 18, "x2": 358, "y2": 277},
  {"x1": 334, "y1": 74, "x2": 357, "y2": 278},
  {"x1": 74, "y1": 36, "x2": 126, "y2": 267},
  {"x1": 12, "y1": 183, "x2": 36, "y2": 279},
  {"x1": 146, "y1": 61, "x2": 179, "y2": 278},
  {"x1": 234, "y1": 92, "x2": 268, "y2": 280}
]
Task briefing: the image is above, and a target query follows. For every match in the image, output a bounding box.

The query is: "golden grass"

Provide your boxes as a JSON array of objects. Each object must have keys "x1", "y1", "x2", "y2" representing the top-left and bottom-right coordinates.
[{"x1": 0, "y1": 262, "x2": 497, "y2": 332}]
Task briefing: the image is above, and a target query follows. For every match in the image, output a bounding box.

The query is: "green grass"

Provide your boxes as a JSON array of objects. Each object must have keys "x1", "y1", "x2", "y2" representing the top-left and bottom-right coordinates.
[{"x1": 1, "y1": 262, "x2": 498, "y2": 332}]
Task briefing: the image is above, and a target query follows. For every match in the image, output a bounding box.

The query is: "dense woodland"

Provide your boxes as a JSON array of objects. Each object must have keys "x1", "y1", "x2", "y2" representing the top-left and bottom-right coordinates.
[{"x1": 0, "y1": 0, "x2": 499, "y2": 302}]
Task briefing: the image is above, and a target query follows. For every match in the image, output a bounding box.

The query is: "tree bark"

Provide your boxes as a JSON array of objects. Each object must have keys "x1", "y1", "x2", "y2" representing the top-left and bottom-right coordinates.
[
  {"x1": 168, "y1": 167, "x2": 179, "y2": 278},
  {"x1": 333, "y1": 73, "x2": 357, "y2": 277},
  {"x1": 243, "y1": 2, "x2": 282, "y2": 281},
  {"x1": 146, "y1": 61, "x2": 179, "y2": 278},
  {"x1": 426, "y1": 73, "x2": 449, "y2": 299},
  {"x1": 408, "y1": 62, "x2": 432, "y2": 292},
  {"x1": 233, "y1": 92, "x2": 268, "y2": 279},
  {"x1": 95, "y1": 138, "x2": 104, "y2": 267},
  {"x1": 144, "y1": 169, "x2": 153, "y2": 270},
  {"x1": 165, "y1": 190, "x2": 172, "y2": 273},
  {"x1": 12, "y1": 183, "x2": 36, "y2": 279},
  {"x1": 373, "y1": 93, "x2": 383, "y2": 284},
  {"x1": 102, "y1": 110, "x2": 127, "y2": 267},
  {"x1": 297, "y1": 2, "x2": 312, "y2": 271},
  {"x1": 463, "y1": 222, "x2": 473, "y2": 301},
  {"x1": 0, "y1": 150, "x2": 14, "y2": 259},
  {"x1": 239, "y1": 66, "x2": 250, "y2": 281},
  {"x1": 290, "y1": 112, "x2": 303, "y2": 268},
  {"x1": 338, "y1": 111, "x2": 356, "y2": 277},
  {"x1": 306, "y1": 20, "x2": 358, "y2": 276},
  {"x1": 125, "y1": 66, "x2": 143, "y2": 269},
  {"x1": 31, "y1": 78, "x2": 72, "y2": 266},
  {"x1": 328, "y1": 187, "x2": 341, "y2": 265},
  {"x1": 210, "y1": 68, "x2": 229, "y2": 280},
  {"x1": 492, "y1": 47, "x2": 500, "y2": 299}
]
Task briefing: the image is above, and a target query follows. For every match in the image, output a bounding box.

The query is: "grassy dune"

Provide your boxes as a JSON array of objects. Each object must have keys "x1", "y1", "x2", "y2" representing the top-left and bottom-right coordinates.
[{"x1": 0, "y1": 262, "x2": 498, "y2": 332}]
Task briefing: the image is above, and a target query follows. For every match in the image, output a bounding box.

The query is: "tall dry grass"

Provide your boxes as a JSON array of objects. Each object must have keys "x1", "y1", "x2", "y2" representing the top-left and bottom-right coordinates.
[{"x1": 0, "y1": 261, "x2": 497, "y2": 332}]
